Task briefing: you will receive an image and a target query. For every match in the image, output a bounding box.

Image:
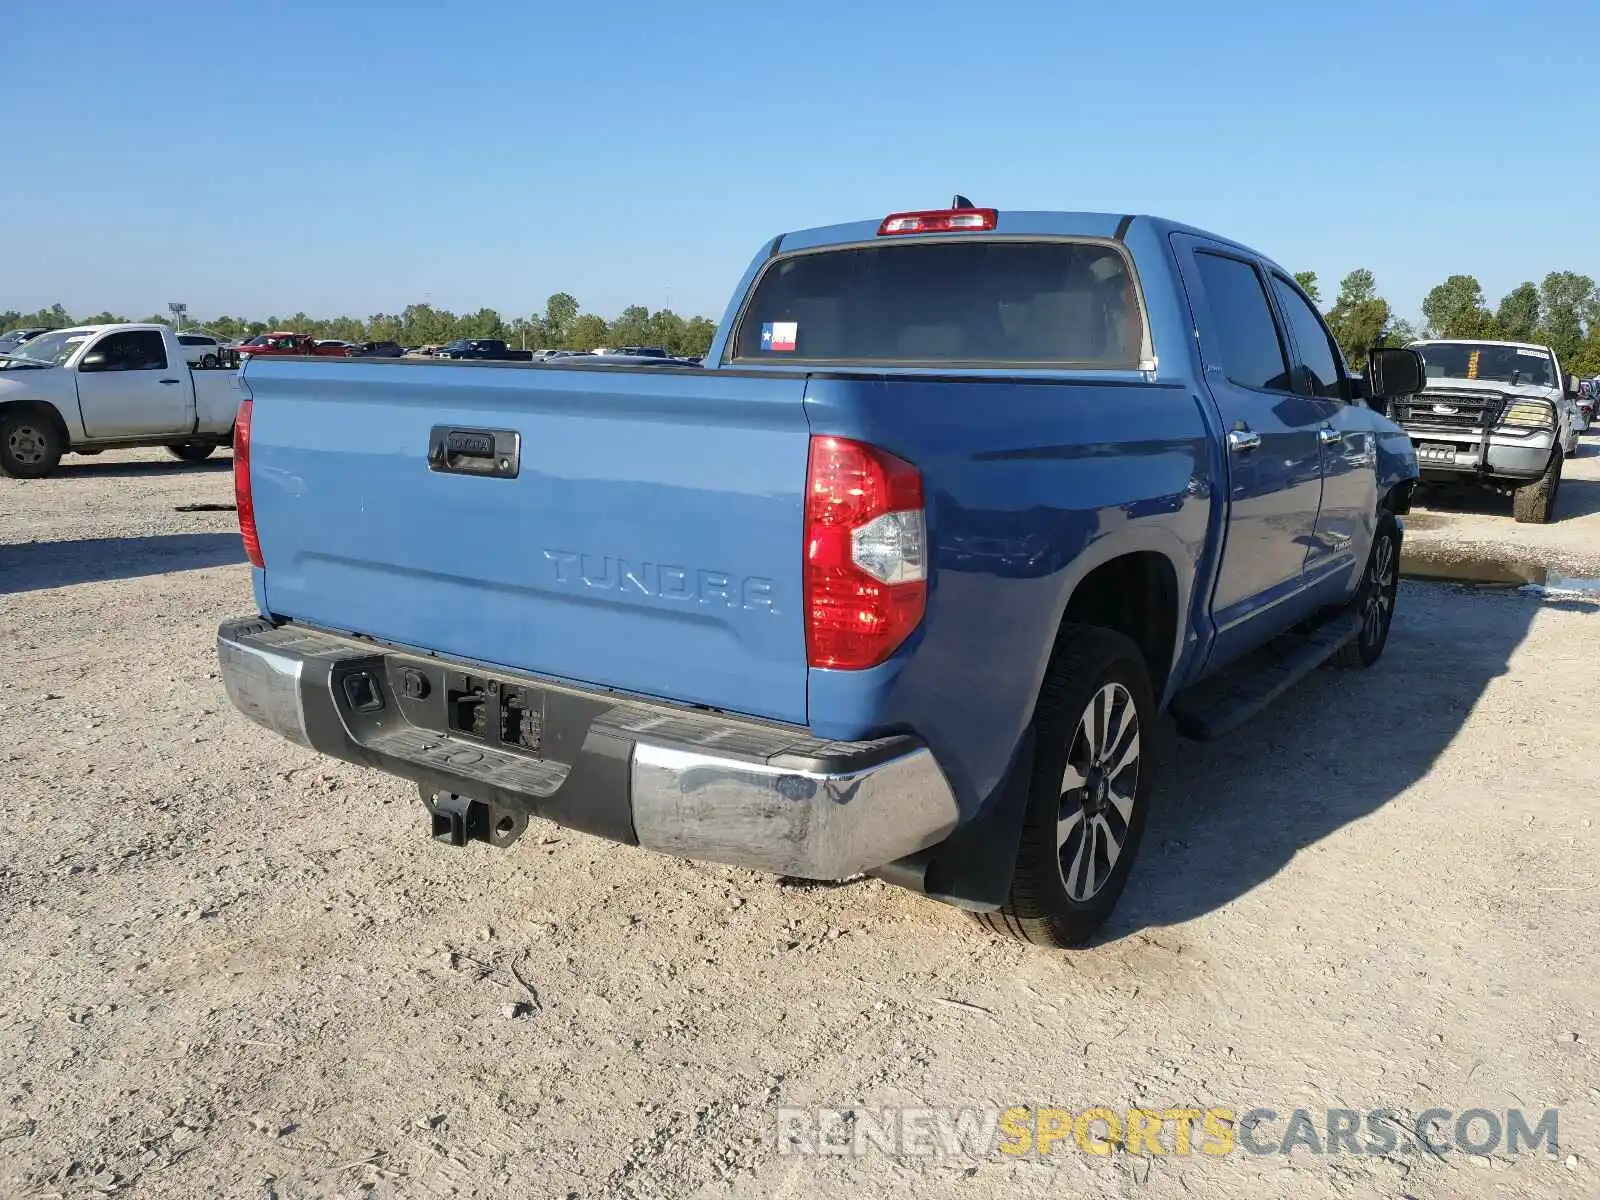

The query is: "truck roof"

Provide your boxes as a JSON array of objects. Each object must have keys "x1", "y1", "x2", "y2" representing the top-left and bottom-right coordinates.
[
  {"x1": 1411, "y1": 338, "x2": 1554, "y2": 353},
  {"x1": 775, "y1": 210, "x2": 1283, "y2": 271},
  {"x1": 36, "y1": 323, "x2": 170, "y2": 337}
]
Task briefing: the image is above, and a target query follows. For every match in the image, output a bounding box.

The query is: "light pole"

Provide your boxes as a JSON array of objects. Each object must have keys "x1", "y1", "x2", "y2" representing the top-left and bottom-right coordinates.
[{"x1": 167, "y1": 302, "x2": 187, "y2": 332}]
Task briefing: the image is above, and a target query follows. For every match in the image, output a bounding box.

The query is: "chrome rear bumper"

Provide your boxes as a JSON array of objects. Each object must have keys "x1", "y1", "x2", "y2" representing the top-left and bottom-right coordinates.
[{"x1": 218, "y1": 618, "x2": 959, "y2": 879}]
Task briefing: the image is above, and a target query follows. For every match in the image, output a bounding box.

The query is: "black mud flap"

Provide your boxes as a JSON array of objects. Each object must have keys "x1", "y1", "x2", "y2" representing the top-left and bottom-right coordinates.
[{"x1": 870, "y1": 729, "x2": 1035, "y2": 912}]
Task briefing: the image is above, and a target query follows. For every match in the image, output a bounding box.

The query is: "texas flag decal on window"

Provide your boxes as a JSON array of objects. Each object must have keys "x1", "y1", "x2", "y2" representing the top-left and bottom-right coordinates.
[{"x1": 761, "y1": 321, "x2": 798, "y2": 352}]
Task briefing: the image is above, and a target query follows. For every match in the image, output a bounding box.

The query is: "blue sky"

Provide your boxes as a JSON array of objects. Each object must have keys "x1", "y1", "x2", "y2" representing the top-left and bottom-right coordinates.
[{"x1": 3, "y1": 0, "x2": 1596, "y2": 327}]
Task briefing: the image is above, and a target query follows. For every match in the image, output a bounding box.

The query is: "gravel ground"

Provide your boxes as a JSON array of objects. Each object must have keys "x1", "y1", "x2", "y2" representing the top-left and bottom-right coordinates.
[{"x1": 2, "y1": 446, "x2": 1597, "y2": 1200}]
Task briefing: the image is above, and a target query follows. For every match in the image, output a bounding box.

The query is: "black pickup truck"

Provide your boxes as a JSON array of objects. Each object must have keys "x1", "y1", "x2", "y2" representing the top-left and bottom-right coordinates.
[{"x1": 436, "y1": 338, "x2": 534, "y2": 361}]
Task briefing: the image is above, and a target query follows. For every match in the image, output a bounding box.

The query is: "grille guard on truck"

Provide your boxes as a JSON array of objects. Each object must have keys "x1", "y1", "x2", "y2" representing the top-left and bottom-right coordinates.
[
  {"x1": 1391, "y1": 387, "x2": 1552, "y2": 479},
  {"x1": 1391, "y1": 387, "x2": 1510, "y2": 433},
  {"x1": 216, "y1": 618, "x2": 961, "y2": 879}
]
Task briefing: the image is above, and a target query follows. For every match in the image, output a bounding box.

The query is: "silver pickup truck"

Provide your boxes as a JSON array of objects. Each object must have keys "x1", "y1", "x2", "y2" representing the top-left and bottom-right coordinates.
[{"x1": 1391, "y1": 339, "x2": 1581, "y2": 523}]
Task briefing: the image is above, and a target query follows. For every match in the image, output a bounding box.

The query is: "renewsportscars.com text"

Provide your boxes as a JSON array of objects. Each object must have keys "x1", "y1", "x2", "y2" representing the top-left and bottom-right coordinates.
[{"x1": 776, "y1": 1105, "x2": 1559, "y2": 1159}]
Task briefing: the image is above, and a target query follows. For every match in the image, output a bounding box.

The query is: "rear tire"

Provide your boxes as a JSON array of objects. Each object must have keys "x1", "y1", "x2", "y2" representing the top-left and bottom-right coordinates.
[
  {"x1": 1512, "y1": 451, "x2": 1561, "y2": 524},
  {"x1": 166, "y1": 442, "x2": 217, "y2": 463},
  {"x1": 974, "y1": 625, "x2": 1154, "y2": 949},
  {"x1": 0, "y1": 408, "x2": 64, "y2": 479},
  {"x1": 200, "y1": 353, "x2": 219, "y2": 369},
  {"x1": 1332, "y1": 513, "x2": 1400, "y2": 669}
]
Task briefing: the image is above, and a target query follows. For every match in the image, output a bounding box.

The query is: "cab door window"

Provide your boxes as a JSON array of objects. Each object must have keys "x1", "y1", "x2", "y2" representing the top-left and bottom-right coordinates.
[
  {"x1": 82, "y1": 331, "x2": 168, "y2": 372},
  {"x1": 1192, "y1": 252, "x2": 1293, "y2": 392}
]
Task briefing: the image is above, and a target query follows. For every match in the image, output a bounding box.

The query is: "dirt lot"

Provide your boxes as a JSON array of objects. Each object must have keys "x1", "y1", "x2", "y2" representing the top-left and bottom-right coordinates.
[{"x1": 2, "y1": 446, "x2": 1597, "y2": 1200}]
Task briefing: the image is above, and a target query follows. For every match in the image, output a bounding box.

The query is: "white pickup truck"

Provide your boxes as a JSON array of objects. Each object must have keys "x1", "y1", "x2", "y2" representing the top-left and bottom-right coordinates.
[{"x1": 0, "y1": 323, "x2": 243, "y2": 478}]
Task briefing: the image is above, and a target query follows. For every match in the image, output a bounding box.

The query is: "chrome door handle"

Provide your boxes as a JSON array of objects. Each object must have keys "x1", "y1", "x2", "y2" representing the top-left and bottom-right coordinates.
[
  {"x1": 1318, "y1": 426, "x2": 1342, "y2": 445},
  {"x1": 1227, "y1": 427, "x2": 1262, "y2": 453}
]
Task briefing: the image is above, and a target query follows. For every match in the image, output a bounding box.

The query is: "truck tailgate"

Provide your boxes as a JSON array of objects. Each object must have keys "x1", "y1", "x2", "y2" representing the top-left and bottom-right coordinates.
[{"x1": 244, "y1": 360, "x2": 811, "y2": 724}]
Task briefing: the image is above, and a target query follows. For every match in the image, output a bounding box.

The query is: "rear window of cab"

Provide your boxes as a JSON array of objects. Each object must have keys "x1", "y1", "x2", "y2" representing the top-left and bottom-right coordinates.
[{"x1": 731, "y1": 239, "x2": 1147, "y2": 368}]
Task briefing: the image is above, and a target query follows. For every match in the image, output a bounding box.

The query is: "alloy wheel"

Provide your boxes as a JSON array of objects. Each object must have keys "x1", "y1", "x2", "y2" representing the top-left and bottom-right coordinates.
[
  {"x1": 1056, "y1": 682, "x2": 1141, "y2": 902},
  {"x1": 1363, "y1": 533, "x2": 1397, "y2": 649}
]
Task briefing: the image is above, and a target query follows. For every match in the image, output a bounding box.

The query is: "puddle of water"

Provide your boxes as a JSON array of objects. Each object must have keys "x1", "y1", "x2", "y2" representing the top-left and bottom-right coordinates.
[
  {"x1": 1531, "y1": 576, "x2": 1600, "y2": 599},
  {"x1": 1401, "y1": 543, "x2": 1600, "y2": 598},
  {"x1": 1401, "y1": 545, "x2": 1545, "y2": 587}
]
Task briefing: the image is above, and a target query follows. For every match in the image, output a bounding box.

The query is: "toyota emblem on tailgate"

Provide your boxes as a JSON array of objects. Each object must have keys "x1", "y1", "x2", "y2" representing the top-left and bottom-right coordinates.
[{"x1": 427, "y1": 425, "x2": 521, "y2": 479}]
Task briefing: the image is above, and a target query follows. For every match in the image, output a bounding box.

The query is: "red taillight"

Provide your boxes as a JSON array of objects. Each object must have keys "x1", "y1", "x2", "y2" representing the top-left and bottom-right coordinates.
[
  {"x1": 805, "y1": 436, "x2": 927, "y2": 670},
  {"x1": 877, "y1": 208, "x2": 998, "y2": 236},
  {"x1": 233, "y1": 398, "x2": 264, "y2": 568}
]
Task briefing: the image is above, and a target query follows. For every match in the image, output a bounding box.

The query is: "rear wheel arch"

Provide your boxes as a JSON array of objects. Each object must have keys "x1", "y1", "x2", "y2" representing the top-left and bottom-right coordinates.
[
  {"x1": 974, "y1": 622, "x2": 1156, "y2": 947},
  {"x1": 1057, "y1": 550, "x2": 1181, "y2": 699},
  {"x1": 876, "y1": 546, "x2": 1183, "y2": 915}
]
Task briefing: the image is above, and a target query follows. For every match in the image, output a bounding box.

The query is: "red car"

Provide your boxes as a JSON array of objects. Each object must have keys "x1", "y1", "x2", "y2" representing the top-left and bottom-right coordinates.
[{"x1": 238, "y1": 332, "x2": 352, "y2": 359}]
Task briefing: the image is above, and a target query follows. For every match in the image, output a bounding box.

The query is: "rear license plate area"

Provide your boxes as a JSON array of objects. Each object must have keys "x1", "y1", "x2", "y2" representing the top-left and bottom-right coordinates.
[{"x1": 444, "y1": 671, "x2": 545, "y2": 754}]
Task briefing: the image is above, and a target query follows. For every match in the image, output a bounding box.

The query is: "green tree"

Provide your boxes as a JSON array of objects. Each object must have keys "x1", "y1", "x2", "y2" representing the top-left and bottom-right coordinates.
[
  {"x1": 457, "y1": 308, "x2": 506, "y2": 340},
  {"x1": 1572, "y1": 327, "x2": 1600, "y2": 377},
  {"x1": 202, "y1": 316, "x2": 250, "y2": 340},
  {"x1": 0, "y1": 296, "x2": 726, "y2": 357},
  {"x1": 1536, "y1": 271, "x2": 1597, "y2": 364},
  {"x1": 1494, "y1": 282, "x2": 1541, "y2": 342},
  {"x1": 1422, "y1": 275, "x2": 1499, "y2": 339},
  {"x1": 609, "y1": 304, "x2": 652, "y2": 347},
  {"x1": 366, "y1": 312, "x2": 403, "y2": 341},
  {"x1": 1326, "y1": 269, "x2": 1391, "y2": 364},
  {"x1": 9, "y1": 303, "x2": 75, "y2": 330},
  {"x1": 399, "y1": 303, "x2": 455, "y2": 346},
  {"x1": 1383, "y1": 318, "x2": 1419, "y2": 347},
  {"x1": 680, "y1": 316, "x2": 717, "y2": 358},
  {"x1": 1293, "y1": 272, "x2": 1320, "y2": 306},
  {"x1": 509, "y1": 316, "x2": 540, "y2": 350},
  {"x1": 566, "y1": 314, "x2": 610, "y2": 350},
  {"x1": 643, "y1": 309, "x2": 687, "y2": 353},
  {"x1": 542, "y1": 292, "x2": 580, "y2": 345},
  {"x1": 321, "y1": 316, "x2": 365, "y2": 342}
]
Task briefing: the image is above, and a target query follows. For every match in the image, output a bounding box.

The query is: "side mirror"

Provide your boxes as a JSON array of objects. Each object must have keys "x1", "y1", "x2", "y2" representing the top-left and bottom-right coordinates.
[
  {"x1": 78, "y1": 352, "x2": 108, "y2": 372},
  {"x1": 1565, "y1": 373, "x2": 1579, "y2": 398},
  {"x1": 1366, "y1": 347, "x2": 1425, "y2": 401}
]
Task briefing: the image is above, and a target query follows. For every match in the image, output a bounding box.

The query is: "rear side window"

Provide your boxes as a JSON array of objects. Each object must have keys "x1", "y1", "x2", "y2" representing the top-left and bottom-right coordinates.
[
  {"x1": 732, "y1": 240, "x2": 1146, "y2": 367},
  {"x1": 1193, "y1": 252, "x2": 1291, "y2": 392},
  {"x1": 1270, "y1": 275, "x2": 1343, "y2": 400}
]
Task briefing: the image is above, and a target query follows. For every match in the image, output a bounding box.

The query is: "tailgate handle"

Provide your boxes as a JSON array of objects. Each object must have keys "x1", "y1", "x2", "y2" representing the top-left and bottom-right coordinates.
[{"x1": 427, "y1": 426, "x2": 521, "y2": 479}]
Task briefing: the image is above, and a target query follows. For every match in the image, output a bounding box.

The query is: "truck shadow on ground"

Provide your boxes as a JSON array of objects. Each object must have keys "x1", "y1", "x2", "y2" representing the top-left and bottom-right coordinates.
[
  {"x1": 0, "y1": 533, "x2": 245, "y2": 595},
  {"x1": 1415, "y1": 477, "x2": 1600, "y2": 521},
  {"x1": 1555, "y1": 479, "x2": 1600, "y2": 519},
  {"x1": 1105, "y1": 583, "x2": 1558, "y2": 941},
  {"x1": 50, "y1": 457, "x2": 233, "y2": 480}
]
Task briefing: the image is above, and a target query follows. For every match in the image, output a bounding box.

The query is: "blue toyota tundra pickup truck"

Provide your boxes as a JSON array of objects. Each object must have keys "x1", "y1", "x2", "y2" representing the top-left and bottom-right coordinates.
[{"x1": 218, "y1": 204, "x2": 1423, "y2": 948}]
